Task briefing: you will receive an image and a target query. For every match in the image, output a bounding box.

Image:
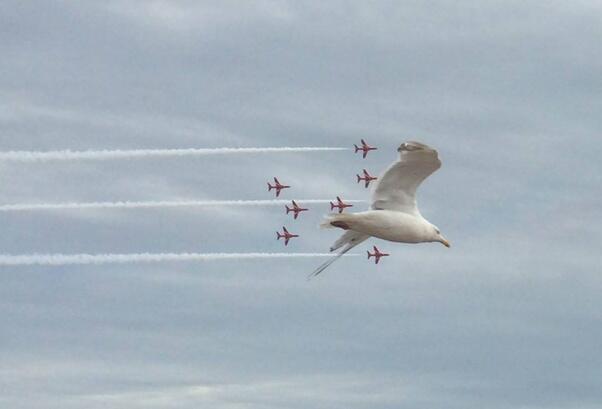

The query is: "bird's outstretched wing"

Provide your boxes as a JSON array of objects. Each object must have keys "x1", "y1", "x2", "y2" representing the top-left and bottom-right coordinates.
[{"x1": 370, "y1": 141, "x2": 441, "y2": 216}]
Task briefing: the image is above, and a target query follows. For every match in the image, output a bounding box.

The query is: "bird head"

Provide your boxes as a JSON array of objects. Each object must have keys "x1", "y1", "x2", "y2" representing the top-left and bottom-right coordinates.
[{"x1": 431, "y1": 225, "x2": 450, "y2": 248}]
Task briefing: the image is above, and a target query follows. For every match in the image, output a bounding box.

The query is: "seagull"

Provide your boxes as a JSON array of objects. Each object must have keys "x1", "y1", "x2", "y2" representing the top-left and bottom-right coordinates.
[{"x1": 309, "y1": 141, "x2": 450, "y2": 278}]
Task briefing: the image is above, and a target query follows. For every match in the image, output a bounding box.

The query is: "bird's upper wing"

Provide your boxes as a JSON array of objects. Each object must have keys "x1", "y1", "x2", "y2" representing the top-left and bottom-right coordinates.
[{"x1": 370, "y1": 141, "x2": 441, "y2": 216}]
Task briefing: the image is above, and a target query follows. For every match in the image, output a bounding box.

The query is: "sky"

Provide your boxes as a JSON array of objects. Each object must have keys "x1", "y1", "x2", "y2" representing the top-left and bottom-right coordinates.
[{"x1": 1, "y1": 1, "x2": 601, "y2": 408}]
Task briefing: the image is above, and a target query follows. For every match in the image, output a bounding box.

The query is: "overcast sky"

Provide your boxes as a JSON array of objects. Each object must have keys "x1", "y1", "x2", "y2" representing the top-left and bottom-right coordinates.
[{"x1": 1, "y1": 1, "x2": 601, "y2": 408}]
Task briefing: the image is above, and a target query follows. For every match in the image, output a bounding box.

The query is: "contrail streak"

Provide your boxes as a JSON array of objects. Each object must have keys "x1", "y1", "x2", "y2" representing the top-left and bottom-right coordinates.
[
  {"x1": 0, "y1": 252, "x2": 358, "y2": 266},
  {"x1": 0, "y1": 147, "x2": 348, "y2": 162},
  {"x1": 0, "y1": 199, "x2": 366, "y2": 212}
]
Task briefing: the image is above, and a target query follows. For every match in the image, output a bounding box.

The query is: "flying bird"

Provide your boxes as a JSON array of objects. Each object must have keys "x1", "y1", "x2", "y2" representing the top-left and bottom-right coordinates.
[{"x1": 310, "y1": 141, "x2": 450, "y2": 278}]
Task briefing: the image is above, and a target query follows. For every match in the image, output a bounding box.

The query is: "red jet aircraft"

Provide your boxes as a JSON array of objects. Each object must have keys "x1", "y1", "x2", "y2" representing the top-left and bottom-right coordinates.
[
  {"x1": 367, "y1": 246, "x2": 389, "y2": 264},
  {"x1": 267, "y1": 177, "x2": 290, "y2": 197},
  {"x1": 330, "y1": 196, "x2": 353, "y2": 213},
  {"x1": 356, "y1": 169, "x2": 377, "y2": 188},
  {"x1": 354, "y1": 139, "x2": 377, "y2": 158},
  {"x1": 276, "y1": 226, "x2": 298, "y2": 246},
  {"x1": 285, "y1": 200, "x2": 308, "y2": 219}
]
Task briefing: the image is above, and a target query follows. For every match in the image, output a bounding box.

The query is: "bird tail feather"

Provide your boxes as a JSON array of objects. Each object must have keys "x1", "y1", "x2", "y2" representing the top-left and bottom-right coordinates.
[{"x1": 319, "y1": 213, "x2": 355, "y2": 229}]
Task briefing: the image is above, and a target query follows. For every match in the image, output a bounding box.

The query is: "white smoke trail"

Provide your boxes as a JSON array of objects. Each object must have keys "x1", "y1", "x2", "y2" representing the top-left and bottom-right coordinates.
[
  {"x1": 0, "y1": 199, "x2": 366, "y2": 212},
  {"x1": 0, "y1": 252, "x2": 358, "y2": 266},
  {"x1": 0, "y1": 147, "x2": 348, "y2": 162}
]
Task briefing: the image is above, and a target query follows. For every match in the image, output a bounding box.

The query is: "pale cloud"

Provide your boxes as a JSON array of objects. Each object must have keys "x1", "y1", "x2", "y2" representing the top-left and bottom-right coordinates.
[
  {"x1": 1, "y1": 1, "x2": 601, "y2": 408},
  {"x1": 104, "y1": 0, "x2": 295, "y2": 32}
]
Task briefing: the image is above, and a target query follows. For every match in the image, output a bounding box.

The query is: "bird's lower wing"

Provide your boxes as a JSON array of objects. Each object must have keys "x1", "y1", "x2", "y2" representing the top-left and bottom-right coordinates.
[
  {"x1": 307, "y1": 234, "x2": 368, "y2": 280},
  {"x1": 330, "y1": 230, "x2": 367, "y2": 252}
]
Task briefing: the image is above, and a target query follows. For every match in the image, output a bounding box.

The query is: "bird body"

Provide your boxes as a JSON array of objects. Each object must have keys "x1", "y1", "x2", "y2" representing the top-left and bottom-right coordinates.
[{"x1": 322, "y1": 210, "x2": 435, "y2": 244}]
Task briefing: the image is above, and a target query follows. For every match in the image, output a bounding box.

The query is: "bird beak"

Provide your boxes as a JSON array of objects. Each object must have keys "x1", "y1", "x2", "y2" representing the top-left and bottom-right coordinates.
[{"x1": 440, "y1": 238, "x2": 451, "y2": 248}]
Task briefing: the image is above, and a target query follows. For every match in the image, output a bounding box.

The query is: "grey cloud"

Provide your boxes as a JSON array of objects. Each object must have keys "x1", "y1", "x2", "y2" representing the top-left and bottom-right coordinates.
[{"x1": 1, "y1": 1, "x2": 601, "y2": 408}]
